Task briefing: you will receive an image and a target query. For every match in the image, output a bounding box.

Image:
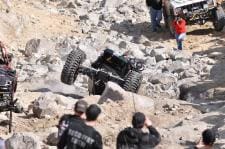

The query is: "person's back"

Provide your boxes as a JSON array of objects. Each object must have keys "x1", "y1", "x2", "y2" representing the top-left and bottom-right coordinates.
[
  {"x1": 117, "y1": 127, "x2": 140, "y2": 149},
  {"x1": 117, "y1": 112, "x2": 161, "y2": 149},
  {"x1": 57, "y1": 104, "x2": 102, "y2": 149},
  {"x1": 138, "y1": 126, "x2": 161, "y2": 149},
  {"x1": 57, "y1": 100, "x2": 88, "y2": 138},
  {"x1": 117, "y1": 127, "x2": 160, "y2": 149},
  {"x1": 58, "y1": 114, "x2": 83, "y2": 138},
  {"x1": 58, "y1": 119, "x2": 100, "y2": 149},
  {"x1": 82, "y1": 124, "x2": 102, "y2": 149}
]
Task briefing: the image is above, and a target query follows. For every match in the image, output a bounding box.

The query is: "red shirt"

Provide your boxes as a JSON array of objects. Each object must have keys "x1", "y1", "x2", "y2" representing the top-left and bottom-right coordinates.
[{"x1": 173, "y1": 19, "x2": 186, "y2": 34}]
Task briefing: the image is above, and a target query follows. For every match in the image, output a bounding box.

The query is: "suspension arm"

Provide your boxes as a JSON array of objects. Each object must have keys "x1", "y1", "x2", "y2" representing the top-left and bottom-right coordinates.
[{"x1": 78, "y1": 66, "x2": 125, "y2": 85}]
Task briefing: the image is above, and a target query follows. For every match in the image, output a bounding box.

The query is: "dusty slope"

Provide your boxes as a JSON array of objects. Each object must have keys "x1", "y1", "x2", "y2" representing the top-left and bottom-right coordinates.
[
  {"x1": 0, "y1": 0, "x2": 224, "y2": 52},
  {"x1": 0, "y1": 0, "x2": 224, "y2": 149},
  {"x1": 0, "y1": 0, "x2": 83, "y2": 49}
]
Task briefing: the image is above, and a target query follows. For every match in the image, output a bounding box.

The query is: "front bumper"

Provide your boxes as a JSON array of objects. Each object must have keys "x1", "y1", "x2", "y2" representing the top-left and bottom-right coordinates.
[{"x1": 174, "y1": 4, "x2": 216, "y2": 24}]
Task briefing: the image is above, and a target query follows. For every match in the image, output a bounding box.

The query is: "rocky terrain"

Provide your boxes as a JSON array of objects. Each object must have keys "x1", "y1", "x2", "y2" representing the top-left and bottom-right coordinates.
[{"x1": 0, "y1": 0, "x2": 225, "y2": 149}]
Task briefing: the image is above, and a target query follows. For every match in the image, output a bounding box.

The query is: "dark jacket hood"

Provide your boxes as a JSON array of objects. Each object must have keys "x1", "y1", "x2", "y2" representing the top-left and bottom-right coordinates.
[{"x1": 121, "y1": 127, "x2": 140, "y2": 144}]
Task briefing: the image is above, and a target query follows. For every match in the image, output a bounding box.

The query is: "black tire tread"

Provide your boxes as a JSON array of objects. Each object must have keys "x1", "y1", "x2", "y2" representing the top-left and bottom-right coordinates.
[
  {"x1": 61, "y1": 49, "x2": 86, "y2": 85},
  {"x1": 123, "y1": 71, "x2": 142, "y2": 93},
  {"x1": 163, "y1": 1, "x2": 175, "y2": 36},
  {"x1": 163, "y1": 0, "x2": 170, "y2": 28},
  {"x1": 213, "y1": 6, "x2": 225, "y2": 31}
]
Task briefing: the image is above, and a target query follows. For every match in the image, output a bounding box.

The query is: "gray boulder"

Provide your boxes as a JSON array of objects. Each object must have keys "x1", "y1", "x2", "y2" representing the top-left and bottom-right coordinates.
[
  {"x1": 17, "y1": 70, "x2": 29, "y2": 82},
  {"x1": 67, "y1": 1, "x2": 76, "y2": 8},
  {"x1": 5, "y1": 133, "x2": 41, "y2": 149},
  {"x1": 0, "y1": 13, "x2": 27, "y2": 42},
  {"x1": 47, "y1": 132, "x2": 58, "y2": 146},
  {"x1": 169, "y1": 50, "x2": 192, "y2": 61},
  {"x1": 20, "y1": 64, "x2": 49, "y2": 80},
  {"x1": 178, "y1": 82, "x2": 215, "y2": 101},
  {"x1": 142, "y1": 47, "x2": 153, "y2": 56},
  {"x1": 77, "y1": 43, "x2": 99, "y2": 62},
  {"x1": 196, "y1": 56, "x2": 216, "y2": 65},
  {"x1": 88, "y1": 13, "x2": 99, "y2": 26},
  {"x1": 24, "y1": 38, "x2": 56, "y2": 59},
  {"x1": 165, "y1": 60, "x2": 189, "y2": 73},
  {"x1": 118, "y1": 41, "x2": 127, "y2": 49},
  {"x1": 81, "y1": 24, "x2": 91, "y2": 34},
  {"x1": 150, "y1": 47, "x2": 170, "y2": 62},
  {"x1": 105, "y1": 42, "x2": 120, "y2": 53},
  {"x1": 32, "y1": 64, "x2": 49, "y2": 77},
  {"x1": 32, "y1": 93, "x2": 60, "y2": 118},
  {"x1": 207, "y1": 51, "x2": 222, "y2": 59},
  {"x1": 55, "y1": 37, "x2": 78, "y2": 59},
  {"x1": 57, "y1": 0, "x2": 76, "y2": 8},
  {"x1": 126, "y1": 42, "x2": 145, "y2": 59},
  {"x1": 148, "y1": 73, "x2": 177, "y2": 85},
  {"x1": 99, "y1": 82, "x2": 154, "y2": 110},
  {"x1": 180, "y1": 68, "x2": 198, "y2": 79},
  {"x1": 24, "y1": 39, "x2": 40, "y2": 57},
  {"x1": 101, "y1": 0, "x2": 126, "y2": 12},
  {"x1": 145, "y1": 72, "x2": 180, "y2": 98},
  {"x1": 160, "y1": 121, "x2": 208, "y2": 147},
  {"x1": 72, "y1": 7, "x2": 88, "y2": 16},
  {"x1": 145, "y1": 57, "x2": 157, "y2": 67}
]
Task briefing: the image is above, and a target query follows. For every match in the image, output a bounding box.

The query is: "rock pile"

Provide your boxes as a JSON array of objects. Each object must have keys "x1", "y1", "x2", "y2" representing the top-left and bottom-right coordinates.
[
  {"x1": 19, "y1": 33, "x2": 216, "y2": 102},
  {"x1": 14, "y1": 0, "x2": 218, "y2": 102},
  {"x1": 0, "y1": 0, "x2": 224, "y2": 149},
  {"x1": 5, "y1": 133, "x2": 41, "y2": 149}
]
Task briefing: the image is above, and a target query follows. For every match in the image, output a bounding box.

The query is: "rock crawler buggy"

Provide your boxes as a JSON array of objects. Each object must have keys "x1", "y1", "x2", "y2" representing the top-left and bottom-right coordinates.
[
  {"x1": 0, "y1": 42, "x2": 23, "y2": 132},
  {"x1": 61, "y1": 49, "x2": 144, "y2": 95}
]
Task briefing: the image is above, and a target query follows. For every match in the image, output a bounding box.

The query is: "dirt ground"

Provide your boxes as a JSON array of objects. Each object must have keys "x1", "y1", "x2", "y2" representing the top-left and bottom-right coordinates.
[{"x1": 0, "y1": 0, "x2": 224, "y2": 148}]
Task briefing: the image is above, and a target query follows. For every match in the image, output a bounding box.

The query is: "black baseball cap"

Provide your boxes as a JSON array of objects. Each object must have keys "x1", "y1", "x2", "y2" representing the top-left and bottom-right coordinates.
[
  {"x1": 74, "y1": 100, "x2": 88, "y2": 113},
  {"x1": 132, "y1": 112, "x2": 146, "y2": 128}
]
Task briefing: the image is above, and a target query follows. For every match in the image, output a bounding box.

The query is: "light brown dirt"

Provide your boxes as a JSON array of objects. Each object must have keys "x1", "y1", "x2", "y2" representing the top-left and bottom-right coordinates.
[
  {"x1": 0, "y1": 0, "x2": 224, "y2": 148},
  {"x1": 0, "y1": 0, "x2": 83, "y2": 49}
]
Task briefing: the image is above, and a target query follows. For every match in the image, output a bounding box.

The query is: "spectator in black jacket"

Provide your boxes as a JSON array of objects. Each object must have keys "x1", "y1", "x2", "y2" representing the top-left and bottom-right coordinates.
[
  {"x1": 146, "y1": 0, "x2": 163, "y2": 32},
  {"x1": 57, "y1": 100, "x2": 88, "y2": 138},
  {"x1": 57, "y1": 104, "x2": 103, "y2": 149},
  {"x1": 116, "y1": 112, "x2": 161, "y2": 149}
]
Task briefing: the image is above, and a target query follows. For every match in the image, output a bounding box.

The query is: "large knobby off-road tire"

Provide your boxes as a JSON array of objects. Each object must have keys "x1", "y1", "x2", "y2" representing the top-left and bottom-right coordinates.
[
  {"x1": 213, "y1": 6, "x2": 225, "y2": 31},
  {"x1": 163, "y1": 0, "x2": 175, "y2": 36},
  {"x1": 61, "y1": 49, "x2": 86, "y2": 85},
  {"x1": 123, "y1": 71, "x2": 143, "y2": 93}
]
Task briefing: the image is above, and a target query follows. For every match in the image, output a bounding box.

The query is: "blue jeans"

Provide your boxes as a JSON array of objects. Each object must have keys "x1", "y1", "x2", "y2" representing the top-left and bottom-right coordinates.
[
  {"x1": 0, "y1": 139, "x2": 5, "y2": 149},
  {"x1": 150, "y1": 7, "x2": 162, "y2": 31},
  {"x1": 175, "y1": 33, "x2": 186, "y2": 50}
]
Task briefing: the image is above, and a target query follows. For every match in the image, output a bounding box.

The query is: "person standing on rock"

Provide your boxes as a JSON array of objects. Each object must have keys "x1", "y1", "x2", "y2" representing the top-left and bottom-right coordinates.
[
  {"x1": 57, "y1": 100, "x2": 88, "y2": 138},
  {"x1": 173, "y1": 14, "x2": 186, "y2": 50},
  {"x1": 116, "y1": 112, "x2": 161, "y2": 149},
  {"x1": 146, "y1": 0, "x2": 163, "y2": 32},
  {"x1": 195, "y1": 129, "x2": 216, "y2": 149},
  {"x1": 57, "y1": 104, "x2": 103, "y2": 149}
]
